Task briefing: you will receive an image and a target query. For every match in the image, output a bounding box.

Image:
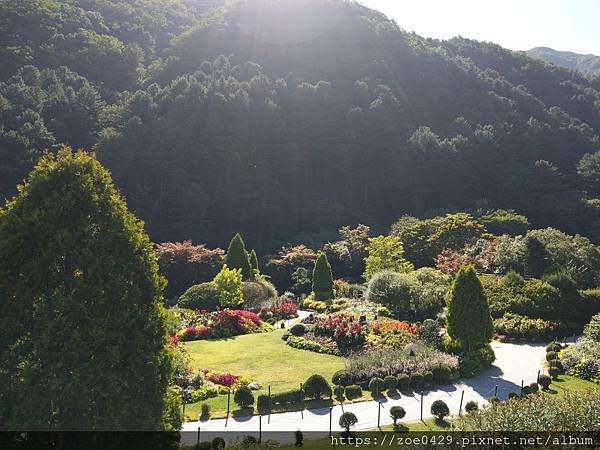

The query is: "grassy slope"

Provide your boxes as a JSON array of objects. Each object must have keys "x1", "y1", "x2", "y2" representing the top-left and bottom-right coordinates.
[{"x1": 183, "y1": 329, "x2": 345, "y2": 419}]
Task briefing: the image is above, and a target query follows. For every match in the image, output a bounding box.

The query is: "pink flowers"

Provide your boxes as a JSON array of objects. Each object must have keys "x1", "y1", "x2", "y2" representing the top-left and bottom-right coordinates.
[
  {"x1": 169, "y1": 335, "x2": 180, "y2": 346},
  {"x1": 178, "y1": 324, "x2": 213, "y2": 341},
  {"x1": 260, "y1": 302, "x2": 298, "y2": 319},
  {"x1": 313, "y1": 315, "x2": 365, "y2": 347},
  {"x1": 175, "y1": 309, "x2": 265, "y2": 341},
  {"x1": 205, "y1": 371, "x2": 240, "y2": 387}
]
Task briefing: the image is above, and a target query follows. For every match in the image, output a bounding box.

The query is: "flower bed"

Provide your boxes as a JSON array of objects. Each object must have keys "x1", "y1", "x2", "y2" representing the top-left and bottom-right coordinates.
[
  {"x1": 175, "y1": 309, "x2": 273, "y2": 342},
  {"x1": 259, "y1": 302, "x2": 298, "y2": 321},
  {"x1": 560, "y1": 337, "x2": 600, "y2": 384},
  {"x1": 344, "y1": 344, "x2": 459, "y2": 385}
]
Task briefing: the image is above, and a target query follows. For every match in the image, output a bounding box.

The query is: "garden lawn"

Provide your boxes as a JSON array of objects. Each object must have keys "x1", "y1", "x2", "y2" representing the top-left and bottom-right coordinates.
[
  {"x1": 546, "y1": 375, "x2": 600, "y2": 397},
  {"x1": 183, "y1": 329, "x2": 345, "y2": 419}
]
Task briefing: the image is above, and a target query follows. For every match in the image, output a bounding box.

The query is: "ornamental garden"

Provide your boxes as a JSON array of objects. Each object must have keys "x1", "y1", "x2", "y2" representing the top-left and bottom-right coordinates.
[{"x1": 161, "y1": 215, "x2": 600, "y2": 421}]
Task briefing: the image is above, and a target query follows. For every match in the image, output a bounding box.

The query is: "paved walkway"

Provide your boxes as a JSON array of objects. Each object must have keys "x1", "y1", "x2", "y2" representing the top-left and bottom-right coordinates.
[{"x1": 181, "y1": 341, "x2": 546, "y2": 444}]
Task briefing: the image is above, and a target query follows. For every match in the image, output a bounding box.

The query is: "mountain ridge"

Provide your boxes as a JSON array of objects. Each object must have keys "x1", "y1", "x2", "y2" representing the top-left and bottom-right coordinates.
[{"x1": 527, "y1": 46, "x2": 600, "y2": 77}]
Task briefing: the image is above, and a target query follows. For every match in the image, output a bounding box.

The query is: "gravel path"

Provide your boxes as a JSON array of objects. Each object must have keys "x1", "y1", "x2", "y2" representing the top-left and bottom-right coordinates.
[{"x1": 181, "y1": 341, "x2": 546, "y2": 444}]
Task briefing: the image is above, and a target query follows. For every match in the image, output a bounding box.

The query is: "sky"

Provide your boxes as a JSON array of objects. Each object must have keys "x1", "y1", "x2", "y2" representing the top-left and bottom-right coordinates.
[{"x1": 359, "y1": 0, "x2": 600, "y2": 55}]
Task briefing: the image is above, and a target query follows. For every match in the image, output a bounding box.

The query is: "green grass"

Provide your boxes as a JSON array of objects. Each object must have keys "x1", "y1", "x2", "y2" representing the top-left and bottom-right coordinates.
[
  {"x1": 183, "y1": 329, "x2": 345, "y2": 419},
  {"x1": 544, "y1": 374, "x2": 600, "y2": 397},
  {"x1": 380, "y1": 417, "x2": 452, "y2": 432}
]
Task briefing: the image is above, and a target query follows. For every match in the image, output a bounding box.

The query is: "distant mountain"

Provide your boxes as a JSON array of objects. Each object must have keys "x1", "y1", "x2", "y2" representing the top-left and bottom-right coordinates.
[{"x1": 527, "y1": 47, "x2": 600, "y2": 77}]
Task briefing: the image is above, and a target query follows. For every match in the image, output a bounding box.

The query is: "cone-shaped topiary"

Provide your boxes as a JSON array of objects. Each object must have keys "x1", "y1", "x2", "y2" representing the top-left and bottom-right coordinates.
[
  {"x1": 446, "y1": 265, "x2": 493, "y2": 351},
  {"x1": 225, "y1": 233, "x2": 253, "y2": 280},
  {"x1": 249, "y1": 249, "x2": 260, "y2": 278},
  {"x1": 0, "y1": 148, "x2": 174, "y2": 430},
  {"x1": 312, "y1": 252, "x2": 334, "y2": 300}
]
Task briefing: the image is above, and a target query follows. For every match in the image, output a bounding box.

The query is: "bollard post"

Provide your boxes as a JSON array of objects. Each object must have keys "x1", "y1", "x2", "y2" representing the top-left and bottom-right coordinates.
[
  {"x1": 520, "y1": 380, "x2": 524, "y2": 397},
  {"x1": 268, "y1": 385, "x2": 272, "y2": 424},
  {"x1": 329, "y1": 406, "x2": 333, "y2": 439},
  {"x1": 196, "y1": 427, "x2": 200, "y2": 449},
  {"x1": 300, "y1": 383, "x2": 304, "y2": 419},
  {"x1": 537, "y1": 370, "x2": 540, "y2": 384},
  {"x1": 459, "y1": 390, "x2": 464, "y2": 416},
  {"x1": 420, "y1": 391, "x2": 424, "y2": 421},
  {"x1": 377, "y1": 402, "x2": 381, "y2": 431},
  {"x1": 259, "y1": 414, "x2": 262, "y2": 443},
  {"x1": 494, "y1": 385, "x2": 498, "y2": 398},
  {"x1": 226, "y1": 388, "x2": 231, "y2": 426}
]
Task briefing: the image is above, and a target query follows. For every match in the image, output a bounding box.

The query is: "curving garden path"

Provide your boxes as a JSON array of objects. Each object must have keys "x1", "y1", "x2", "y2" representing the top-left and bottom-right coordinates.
[{"x1": 180, "y1": 341, "x2": 547, "y2": 444}]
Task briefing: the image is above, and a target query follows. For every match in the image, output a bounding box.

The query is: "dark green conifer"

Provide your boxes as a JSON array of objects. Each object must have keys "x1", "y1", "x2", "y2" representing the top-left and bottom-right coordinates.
[
  {"x1": 446, "y1": 265, "x2": 493, "y2": 351},
  {"x1": 225, "y1": 233, "x2": 253, "y2": 280},
  {"x1": 312, "y1": 252, "x2": 334, "y2": 300}
]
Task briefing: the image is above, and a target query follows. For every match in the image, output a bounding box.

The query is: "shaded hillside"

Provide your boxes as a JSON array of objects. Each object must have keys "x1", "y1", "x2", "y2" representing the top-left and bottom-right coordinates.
[
  {"x1": 528, "y1": 47, "x2": 600, "y2": 77},
  {"x1": 1, "y1": 0, "x2": 600, "y2": 249}
]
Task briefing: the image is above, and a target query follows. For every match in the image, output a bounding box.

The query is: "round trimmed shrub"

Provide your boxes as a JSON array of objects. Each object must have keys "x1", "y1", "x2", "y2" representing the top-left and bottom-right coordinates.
[
  {"x1": 508, "y1": 392, "x2": 519, "y2": 400},
  {"x1": 198, "y1": 442, "x2": 212, "y2": 450},
  {"x1": 410, "y1": 373, "x2": 424, "y2": 390},
  {"x1": 546, "y1": 342, "x2": 562, "y2": 352},
  {"x1": 339, "y1": 411, "x2": 358, "y2": 432},
  {"x1": 234, "y1": 386, "x2": 254, "y2": 408},
  {"x1": 549, "y1": 366, "x2": 561, "y2": 379},
  {"x1": 333, "y1": 385, "x2": 345, "y2": 400},
  {"x1": 212, "y1": 437, "x2": 225, "y2": 450},
  {"x1": 389, "y1": 406, "x2": 406, "y2": 425},
  {"x1": 397, "y1": 374, "x2": 410, "y2": 391},
  {"x1": 546, "y1": 351, "x2": 557, "y2": 362},
  {"x1": 384, "y1": 375, "x2": 398, "y2": 391},
  {"x1": 345, "y1": 385, "x2": 362, "y2": 400},
  {"x1": 431, "y1": 400, "x2": 449, "y2": 420},
  {"x1": 332, "y1": 370, "x2": 353, "y2": 387},
  {"x1": 178, "y1": 282, "x2": 219, "y2": 311},
  {"x1": 538, "y1": 374, "x2": 551, "y2": 390},
  {"x1": 529, "y1": 382, "x2": 539, "y2": 393},
  {"x1": 289, "y1": 323, "x2": 306, "y2": 336},
  {"x1": 464, "y1": 400, "x2": 478, "y2": 413},
  {"x1": 369, "y1": 377, "x2": 385, "y2": 396},
  {"x1": 489, "y1": 396, "x2": 500, "y2": 404},
  {"x1": 303, "y1": 374, "x2": 332, "y2": 400}
]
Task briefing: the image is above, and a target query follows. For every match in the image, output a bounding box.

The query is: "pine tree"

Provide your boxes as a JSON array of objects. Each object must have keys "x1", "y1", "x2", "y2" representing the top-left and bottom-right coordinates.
[
  {"x1": 524, "y1": 235, "x2": 549, "y2": 278},
  {"x1": 225, "y1": 233, "x2": 253, "y2": 280},
  {"x1": 312, "y1": 252, "x2": 334, "y2": 300},
  {"x1": 0, "y1": 148, "x2": 174, "y2": 431},
  {"x1": 446, "y1": 265, "x2": 493, "y2": 351},
  {"x1": 249, "y1": 249, "x2": 260, "y2": 278}
]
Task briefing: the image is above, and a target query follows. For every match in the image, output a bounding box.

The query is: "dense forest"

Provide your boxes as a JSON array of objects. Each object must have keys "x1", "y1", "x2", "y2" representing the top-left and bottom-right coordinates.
[{"x1": 2, "y1": 0, "x2": 600, "y2": 250}]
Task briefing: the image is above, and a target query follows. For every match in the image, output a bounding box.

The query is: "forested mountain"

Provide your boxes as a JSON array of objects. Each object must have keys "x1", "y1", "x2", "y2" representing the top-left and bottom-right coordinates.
[
  {"x1": 527, "y1": 47, "x2": 600, "y2": 77},
  {"x1": 2, "y1": 0, "x2": 600, "y2": 250}
]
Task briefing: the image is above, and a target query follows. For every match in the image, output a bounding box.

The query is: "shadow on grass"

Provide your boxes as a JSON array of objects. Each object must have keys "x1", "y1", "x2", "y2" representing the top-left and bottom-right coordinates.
[
  {"x1": 392, "y1": 424, "x2": 409, "y2": 433},
  {"x1": 433, "y1": 418, "x2": 451, "y2": 429},
  {"x1": 231, "y1": 407, "x2": 254, "y2": 419}
]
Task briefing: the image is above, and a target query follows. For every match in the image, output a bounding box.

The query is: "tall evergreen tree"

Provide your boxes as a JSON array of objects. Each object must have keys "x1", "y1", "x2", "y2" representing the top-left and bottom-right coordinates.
[
  {"x1": 524, "y1": 235, "x2": 549, "y2": 278},
  {"x1": 0, "y1": 148, "x2": 174, "y2": 431},
  {"x1": 225, "y1": 233, "x2": 253, "y2": 280},
  {"x1": 446, "y1": 265, "x2": 493, "y2": 351},
  {"x1": 249, "y1": 249, "x2": 260, "y2": 277},
  {"x1": 312, "y1": 252, "x2": 334, "y2": 300}
]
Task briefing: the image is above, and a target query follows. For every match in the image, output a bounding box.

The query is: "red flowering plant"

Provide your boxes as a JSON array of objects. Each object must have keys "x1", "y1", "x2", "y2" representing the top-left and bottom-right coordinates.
[
  {"x1": 203, "y1": 370, "x2": 240, "y2": 387},
  {"x1": 260, "y1": 302, "x2": 298, "y2": 320},
  {"x1": 211, "y1": 309, "x2": 263, "y2": 337},
  {"x1": 178, "y1": 324, "x2": 213, "y2": 341},
  {"x1": 313, "y1": 314, "x2": 365, "y2": 348}
]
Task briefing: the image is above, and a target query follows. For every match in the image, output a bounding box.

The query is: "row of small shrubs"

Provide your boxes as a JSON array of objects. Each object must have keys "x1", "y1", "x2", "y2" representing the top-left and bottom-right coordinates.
[{"x1": 331, "y1": 367, "x2": 452, "y2": 395}]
